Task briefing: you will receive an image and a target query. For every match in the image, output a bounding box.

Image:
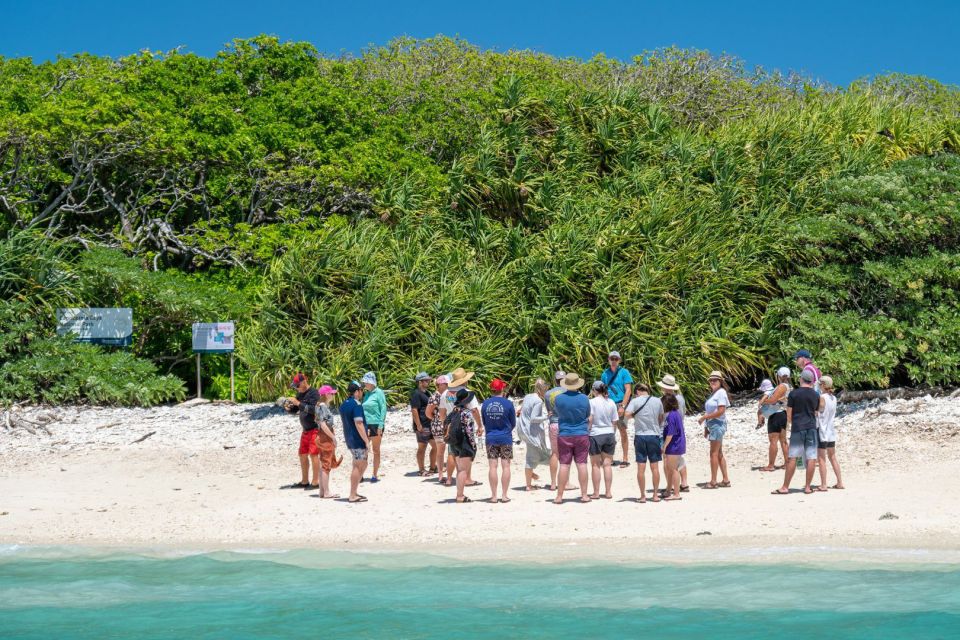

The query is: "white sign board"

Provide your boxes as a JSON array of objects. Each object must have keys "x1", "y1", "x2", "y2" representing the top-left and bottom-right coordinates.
[
  {"x1": 56, "y1": 308, "x2": 133, "y2": 346},
  {"x1": 192, "y1": 322, "x2": 235, "y2": 353}
]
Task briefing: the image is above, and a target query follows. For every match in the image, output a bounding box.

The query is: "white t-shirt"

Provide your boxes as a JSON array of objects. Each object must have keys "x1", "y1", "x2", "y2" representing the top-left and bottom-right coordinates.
[
  {"x1": 441, "y1": 386, "x2": 480, "y2": 415},
  {"x1": 818, "y1": 393, "x2": 837, "y2": 442},
  {"x1": 627, "y1": 394, "x2": 664, "y2": 436},
  {"x1": 588, "y1": 396, "x2": 618, "y2": 436},
  {"x1": 704, "y1": 389, "x2": 730, "y2": 424}
]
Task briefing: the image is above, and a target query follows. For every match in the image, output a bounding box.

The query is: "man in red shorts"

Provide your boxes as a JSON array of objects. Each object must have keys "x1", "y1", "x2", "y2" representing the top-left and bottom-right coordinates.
[{"x1": 283, "y1": 372, "x2": 322, "y2": 490}]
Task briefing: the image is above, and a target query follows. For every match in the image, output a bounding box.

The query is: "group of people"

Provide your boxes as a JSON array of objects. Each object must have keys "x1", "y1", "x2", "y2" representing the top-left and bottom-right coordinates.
[{"x1": 282, "y1": 349, "x2": 843, "y2": 504}]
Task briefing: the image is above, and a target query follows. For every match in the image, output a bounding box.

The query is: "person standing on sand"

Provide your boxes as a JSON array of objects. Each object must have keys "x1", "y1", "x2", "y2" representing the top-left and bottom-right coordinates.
[
  {"x1": 661, "y1": 392, "x2": 686, "y2": 500},
  {"x1": 518, "y1": 379, "x2": 551, "y2": 490},
  {"x1": 425, "y1": 374, "x2": 449, "y2": 483},
  {"x1": 758, "y1": 367, "x2": 792, "y2": 471},
  {"x1": 340, "y1": 381, "x2": 371, "y2": 503},
  {"x1": 361, "y1": 372, "x2": 387, "y2": 483},
  {"x1": 410, "y1": 372, "x2": 437, "y2": 477},
  {"x1": 283, "y1": 373, "x2": 321, "y2": 490},
  {"x1": 626, "y1": 384, "x2": 664, "y2": 503},
  {"x1": 816, "y1": 376, "x2": 844, "y2": 490},
  {"x1": 588, "y1": 381, "x2": 618, "y2": 500},
  {"x1": 773, "y1": 369, "x2": 820, "y2": 495},
  {"x1": 601, "y1": 351, "x2": 634, "y2": 468},
  {"x1": 312, "y1": 384, "x2": 343, "y2": 498},
  {"x1": 440, "y1": 368, "x2": 484, "y2": 488},
  {"x1": 657, "y1": 375, "x2": 690, "y2": 494},
  {"x1": 544, "y1": 370, "x2": 569, "y2": 491},
  {"x1": 447, "y1": 388, "x2": 483, "y2": 503},
  {"x1": 481, "y1": 379, "x2": 516, "y2": 503},
  {"x1": 698, "y1": 371, "x2": 731, "y2": 489},
  {"x1": 793, "y1": 349, "x2": 821, "y2": 392},
  {"x1": 553, "y1": 373, "x2": 592, "y2": 504}
]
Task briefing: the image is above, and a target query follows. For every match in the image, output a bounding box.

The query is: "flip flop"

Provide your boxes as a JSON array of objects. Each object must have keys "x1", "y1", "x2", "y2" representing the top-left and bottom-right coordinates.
[
  {"x1": 280, "y1": 482, "x2": 309, "y2": 489},
  {"x1": 703, "y1": 483, "x2": 719, "y2": 489},
  {"x1": 664, "y1": 495, "x2": 682, "y2": 501},
  {"x1": 803, "y1": 488, "x2": 814, "y2": 495},
  {"x1": 465, "y1": 481, "x2": 483, "y2": 487},
  {"x1": 771, "y1": 488, "x2": 790, "y2": 495},
  {"x1": 348, "y1": 495, "x2": 368, "y2": 503},
  {"x1": 580, "y1": 496, "x2": 592, "y2": 503},
  {"x1": 816, "y1": 486, "x2": 828, "y2": 492},
  {"x1": 320, "y1": 494, "x2": 340, "y2": 499},
  {"x1": 637, "y1": 497, "x2": 647, "y2": 503},
  {"x1": 500, "y1": 497, "x2": 512, "y2": 503},
  {"x1": 831, "y1": 484, "x2": 845, "y2": 490},
  {"x1": 759, "y1": 467, "x2": 776, "y2": 472},
  {"x1": 718, "y1": 481, "x2": 731, "y2": 488},
  {"x1": 680, "y1": 485, "x2": 690, "y2": 493},
  {"x1": 456, "y1": 496, "x2": 472, "y2": 503}
]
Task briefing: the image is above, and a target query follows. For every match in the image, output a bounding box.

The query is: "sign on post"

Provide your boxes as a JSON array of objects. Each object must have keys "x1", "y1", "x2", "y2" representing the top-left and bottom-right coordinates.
[
  {"x1": 56, "y1": 308, "x2": 133, "y2": 346},
  {"x1": 192, "y1": 322, "x2": 236, "y2": 402}
]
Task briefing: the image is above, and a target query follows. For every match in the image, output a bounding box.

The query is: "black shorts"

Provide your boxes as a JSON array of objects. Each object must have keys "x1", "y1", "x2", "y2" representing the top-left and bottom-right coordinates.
[
  {"x1": 767, "y1": 412, "x2": 787, "y2": 434},
  {"x1": 818, "y1": 440, "x2": 836, "y2": 449},
  {"x1": 589, "y1": 433, "x2": 616, "y2": 456},
  {"x1": 451, "y1": 443, "x2": 476, "y2": 460},
  {"x1": 414, "y1": 427, "x2": 432, "y2": 444},
  {"x1": 366, "y1": 425, "x2": 383, "y2": 437}
]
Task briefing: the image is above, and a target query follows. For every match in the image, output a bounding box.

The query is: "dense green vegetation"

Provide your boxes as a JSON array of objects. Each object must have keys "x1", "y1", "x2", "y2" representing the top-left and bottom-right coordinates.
[{"x1": 1, "y1": 36, "x2": 958, "y2": 406}]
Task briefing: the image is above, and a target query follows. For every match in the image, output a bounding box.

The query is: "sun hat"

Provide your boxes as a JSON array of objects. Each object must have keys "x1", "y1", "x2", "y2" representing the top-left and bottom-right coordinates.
[
  {"x1": 415, "y1": 372, "x2": 432, "y2": 382},
  {"x1": 792, "y1": 349, "x2": 812, "y2": 360},
  {"x1": 608, "y1": 351, "x2": 621, "y2": 360},
  {"x1": 820, "y1": 375, "x2": 834, "y2": 389},
  {"x1": 490, "y1": 378, "x2": 508, "y2": 393},
  {"x1": 448, "y1": 367, "x2": 475, "y2": 388},
  {"x1": 758, "y1": 379, "x2": 774, "y2": 393},
  {"x1": 561, "y1": 372, "x2": 585, "y2": 391},
  {"x1": 554, "y1": 370, "x2": 566, "y2": 382},
  {"x1": 361, "y1": 371, "x2": 377, "y2": 386},
  {"x1": 317, "y1": 384, "x2": 337, "y2": 395},
  {"x1": 776, "y1": 366, "x2": 791, "y2": 378},
  {"x1": 346, "y1": 381, "x2": 362, "y2": 394},
  {"x1": 708, "y1": 370, "x2": 723, "y2": 381},
  {"x1": 435, "y1": 374, "x2": 450, "y2": 385},
  {"x1": 656, "y1": 374, "x2": 680, "y2": 391},
  {"x1": 800, "y1": 369, "x2": 815, "y2": 383},
  {"x1": 289, "y1": 372, "x2": 307, "y2": 389}
]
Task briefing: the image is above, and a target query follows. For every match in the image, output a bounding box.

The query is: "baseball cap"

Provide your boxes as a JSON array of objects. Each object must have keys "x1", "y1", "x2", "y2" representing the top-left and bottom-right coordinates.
[
  {"x1": 435, "y1": 374, "x2": 450, "y2": 385},
  {"x1": 800, "y1": 369, "x2": 815, "y2": 383},
  {"x1": 554, "y1": 370, "x2": 566, "y2": 382},
  {"x1": 289, "y1": 372, "x2": 307, "y2": 389},
  {"x1": 776, "y1": 366, "x2": 791, "y2": 378},
  {"x1": 608, "y1": 351, "x2": 621, "y2": 359},
  {"x1": 490, "y1": 378, "x2": 508, "y2": 392},
  {"x1": 317, "y1": 384, "x2": 337, "y2": 395},
  {"x1": 592, "y1": 380, "x2": 606, "y2": 392},
  {"x1": 792, "y1": 349, "x2": 812, "y2": 359},
  {"x1": 361, "y1": 371, "x2": 377, "y2": 386},
  {"x1": 346, "y1": 381, "x2": 363, "y2": 394},
  {"x1": 415, "y1": 372, "x2": 432, "y2": 382}
]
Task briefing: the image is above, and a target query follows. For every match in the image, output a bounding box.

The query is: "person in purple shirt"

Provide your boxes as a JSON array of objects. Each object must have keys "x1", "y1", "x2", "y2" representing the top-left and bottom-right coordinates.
[
  {"x1": 661, "y1": 393, "x2": 686, "y2": 501},
  {"x1": 481, "y1": 378, "x2": 516, "y2": 503}
]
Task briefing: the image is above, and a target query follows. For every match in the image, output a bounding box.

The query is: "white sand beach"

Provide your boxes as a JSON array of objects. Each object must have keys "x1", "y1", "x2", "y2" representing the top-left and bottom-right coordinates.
[{"x1": 2, "y1": 395, "x2": 959, "y2": 559}]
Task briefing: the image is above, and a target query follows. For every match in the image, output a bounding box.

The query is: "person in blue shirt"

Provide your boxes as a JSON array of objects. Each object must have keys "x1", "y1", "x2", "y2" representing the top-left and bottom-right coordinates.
[
  {"x1": 553, "y1": 372, "x2": 592, "y2": 504},
  {"x1": 481, "y1": 378, "x2": 517, "y2": 503},
  {"x1": 339, "y1": 381, "x2": 371, "y2": 503},
  {"x1": 600, "y1": 351, "x2": 634, "y2": 468}
]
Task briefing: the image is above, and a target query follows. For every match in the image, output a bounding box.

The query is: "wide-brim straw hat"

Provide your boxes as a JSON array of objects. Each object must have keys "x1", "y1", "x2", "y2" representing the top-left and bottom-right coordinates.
[
  {"x1": 561, "y1": 372, "x2": 585, "y2": 391},
  {"x1": 707, "y1": 370, "x2": 723, "y2": 381},
  {"x1": 448, "y1": 367, "x2": 475, "y2": 388},
  {"x1": 657, "y1": 374, "x2": 680, "y2": 391}
]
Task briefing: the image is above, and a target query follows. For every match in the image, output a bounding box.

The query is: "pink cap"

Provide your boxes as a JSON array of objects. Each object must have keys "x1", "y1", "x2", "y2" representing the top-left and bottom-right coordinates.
[
  {"x1": 435, "y1": 375, "x2": 450, "y2": 385},
  {"x1": 317, "y1": 385, "x2": 337, "y2": 395}
]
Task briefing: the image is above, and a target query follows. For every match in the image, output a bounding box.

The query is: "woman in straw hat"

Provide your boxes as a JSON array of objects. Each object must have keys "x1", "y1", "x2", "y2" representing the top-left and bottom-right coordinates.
[
  {"x1": 553, "y1": 372, "x2": 593, "y2": 504},
  {"x1": 657, "y1": 374, "x2": 689, "y2": 493},
  {"x1": 439, "y1": 368, "x2": 484, "y2": 488},
  {"x1": 698, "y1": 371, "x2": 731, "y2": 489}
]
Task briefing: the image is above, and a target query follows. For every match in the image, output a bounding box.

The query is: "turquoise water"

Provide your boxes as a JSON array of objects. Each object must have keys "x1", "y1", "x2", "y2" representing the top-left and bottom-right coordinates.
[{"x1": 1, "y1": 548, "x2": 959, "y2": 639}]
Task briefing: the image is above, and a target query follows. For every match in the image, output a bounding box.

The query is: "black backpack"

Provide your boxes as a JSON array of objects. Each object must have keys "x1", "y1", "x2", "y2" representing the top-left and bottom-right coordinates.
[{"x1": 444, "y1": 407, "x2": 464, "y2": 446}]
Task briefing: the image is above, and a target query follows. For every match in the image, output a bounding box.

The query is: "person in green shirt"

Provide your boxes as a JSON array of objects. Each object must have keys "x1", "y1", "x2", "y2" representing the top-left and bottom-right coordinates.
[{"x1": 361, "y1": 371, "x2": 388, "y2": 483}]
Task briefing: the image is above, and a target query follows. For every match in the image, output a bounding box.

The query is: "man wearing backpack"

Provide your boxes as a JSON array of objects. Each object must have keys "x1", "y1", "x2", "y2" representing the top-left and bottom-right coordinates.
[{"x1": 601, "y1": 351, "x2": 634, "y2": 468}]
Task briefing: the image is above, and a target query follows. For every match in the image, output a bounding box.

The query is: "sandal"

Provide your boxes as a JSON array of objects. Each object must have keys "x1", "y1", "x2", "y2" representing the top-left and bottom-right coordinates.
[
  {"x1": 771, "y1": 488, "x2": 790, "y2": 495},
  {"x1": 680, "y1": 485, "x2": 690, "y2": 493},
  {"x1": 703, "y1": 483, "x2": 719, "y2": 489},
  {"x1": 465, "y1": 481, "x2": 483, "y2": 487},
  {"x1": 348, "y1": 495, "x2": 368, "y2": 503},
  {"x1": 456, "y1": 496, "x2": 472, "y2": 503},
  {"x1": 281, "y1": 482, "x2": 309, "y2": 490},
  {"x1": 500, "y1": 497, "x2": 512, "y2": 503},
  {"x1": 831, "y1": 484, "x2": 845, "y2": 490}
]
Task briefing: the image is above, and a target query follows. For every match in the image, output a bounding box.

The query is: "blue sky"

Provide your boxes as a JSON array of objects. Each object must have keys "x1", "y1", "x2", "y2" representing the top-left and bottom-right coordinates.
[{"x1": 2, "y1": 0, "x2": 958, "y2": 86}]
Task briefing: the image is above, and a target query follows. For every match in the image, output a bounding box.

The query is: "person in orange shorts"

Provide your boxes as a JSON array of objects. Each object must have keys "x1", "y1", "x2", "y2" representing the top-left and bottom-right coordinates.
[{"x1": 313, "y1": 384, "x2": 343, "y2": 498}]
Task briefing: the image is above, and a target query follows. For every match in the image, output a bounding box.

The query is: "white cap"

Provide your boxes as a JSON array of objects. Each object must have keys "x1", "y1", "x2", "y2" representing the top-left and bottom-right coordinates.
[
  {"x1": 608, "y1": 351, "x2": 621, "y2": 359},
  {"x1": 361, "y1": 371, "x2": 377, "y2": 386},
  {"x1": 776, "y1": 366, "x2": 791, "y2": 378}
]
